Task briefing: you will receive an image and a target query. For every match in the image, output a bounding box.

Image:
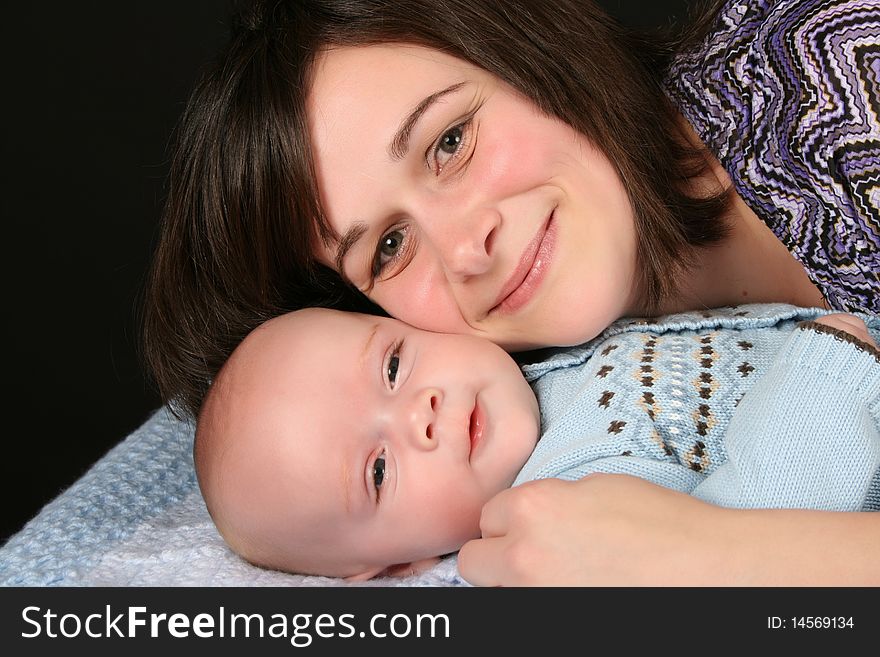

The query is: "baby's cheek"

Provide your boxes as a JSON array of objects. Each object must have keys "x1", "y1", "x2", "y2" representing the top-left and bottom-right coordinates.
[{"x1": 424, "y1": 485, "x2": 485, "y2": 550}]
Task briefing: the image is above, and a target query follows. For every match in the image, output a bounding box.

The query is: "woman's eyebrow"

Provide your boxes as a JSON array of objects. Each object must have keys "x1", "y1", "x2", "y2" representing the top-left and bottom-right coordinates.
[
  {"x1": 334, "y1": 221, "x2": 369, "y2": 275},
  {"x1": 389, "y1": 81, "x2": 466, "y2": 160}
]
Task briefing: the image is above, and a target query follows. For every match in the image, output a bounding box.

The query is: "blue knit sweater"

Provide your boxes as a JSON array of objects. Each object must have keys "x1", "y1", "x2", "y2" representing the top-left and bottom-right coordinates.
[{"x1": 514, "y1": 304, "x2": 880, "y2": 511}]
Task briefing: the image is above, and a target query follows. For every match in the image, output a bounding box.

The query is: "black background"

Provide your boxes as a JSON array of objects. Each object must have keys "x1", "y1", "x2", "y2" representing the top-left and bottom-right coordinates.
[{"x1": 2, "y1": 1, "x2": 692, "y2": 543}]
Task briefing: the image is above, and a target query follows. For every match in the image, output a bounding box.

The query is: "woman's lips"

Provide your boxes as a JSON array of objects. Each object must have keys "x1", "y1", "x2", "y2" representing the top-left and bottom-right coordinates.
[
  {"x1": 468, "y1": 399, "x2": 485, "y2": 461},
  {"x1": 490, "y1": 210, "x2": 556, "y2": 315}
]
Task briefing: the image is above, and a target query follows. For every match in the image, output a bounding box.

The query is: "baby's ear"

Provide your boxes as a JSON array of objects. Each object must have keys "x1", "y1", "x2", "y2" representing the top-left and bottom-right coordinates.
[
  {"x1": 344, "y1": 565, "x2": 387, "y2": 582},
  {"x1": 382, "y1": 557, "x2": 441, "y2": 578},
  {"x1": 344, "y1": 557, "x2": 441, "y2": 582}
]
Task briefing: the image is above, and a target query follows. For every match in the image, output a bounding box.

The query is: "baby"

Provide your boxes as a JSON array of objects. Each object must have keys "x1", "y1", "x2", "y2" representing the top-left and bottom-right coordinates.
[{"x1": 195, "y1": 305, "x2": 880, "y2": 580}]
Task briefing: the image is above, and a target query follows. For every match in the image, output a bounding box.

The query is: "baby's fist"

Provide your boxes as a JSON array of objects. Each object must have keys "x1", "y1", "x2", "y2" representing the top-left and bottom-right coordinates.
[{"x1": 813, "y1": 313, "x2": 877, "y2": 349}]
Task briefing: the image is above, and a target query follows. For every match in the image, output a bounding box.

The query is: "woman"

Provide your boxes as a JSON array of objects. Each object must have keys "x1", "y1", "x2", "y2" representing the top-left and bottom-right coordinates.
[{"x1": 144, "y1": 0, "x2": 880, "y2": 585}]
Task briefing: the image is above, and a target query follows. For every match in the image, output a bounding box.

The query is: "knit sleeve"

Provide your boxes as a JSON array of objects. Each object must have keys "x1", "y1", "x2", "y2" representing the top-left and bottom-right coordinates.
[{"x1": 691, "y1": 324, "x2": 880, "y2": 510}]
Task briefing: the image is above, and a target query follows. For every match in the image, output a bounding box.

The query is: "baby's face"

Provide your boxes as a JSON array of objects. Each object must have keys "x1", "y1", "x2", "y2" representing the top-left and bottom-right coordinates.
[{"x1": 210, "y1": 308, "x2": 540, "y2": 579}]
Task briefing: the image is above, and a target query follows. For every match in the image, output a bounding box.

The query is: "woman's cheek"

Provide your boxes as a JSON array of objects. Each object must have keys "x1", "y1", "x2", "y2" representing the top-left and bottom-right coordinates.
[
  {"x1": 379, "y1": 265, "x2": 472, "y2": 334},
  {"x1": 474, "y1": 124, "x2": 549, "y2": 196}
]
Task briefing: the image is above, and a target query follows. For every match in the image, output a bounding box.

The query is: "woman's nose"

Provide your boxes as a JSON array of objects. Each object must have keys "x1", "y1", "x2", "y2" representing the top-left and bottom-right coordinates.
[
  {"x1": 426, "y1": 206, "x2": 500, "y2": 283},
  {"x1": 405, "y1": 388, "x2": 442, "y2": 450}
]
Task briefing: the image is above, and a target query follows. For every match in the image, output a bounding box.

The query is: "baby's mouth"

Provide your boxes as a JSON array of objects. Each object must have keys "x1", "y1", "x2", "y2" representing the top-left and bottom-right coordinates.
[{"x1": 468, "y1": 400, "x2": 485, "y2": 461}]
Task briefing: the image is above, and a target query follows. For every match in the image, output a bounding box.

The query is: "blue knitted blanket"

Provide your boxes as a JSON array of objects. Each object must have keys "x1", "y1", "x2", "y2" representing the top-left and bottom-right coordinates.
[{"x1": 0, "y1": 408, "x2": 465, "y2": 587}]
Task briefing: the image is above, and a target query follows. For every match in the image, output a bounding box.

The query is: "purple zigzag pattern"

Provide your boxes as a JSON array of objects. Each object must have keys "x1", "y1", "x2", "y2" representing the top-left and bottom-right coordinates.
[{"x1": 666, "y1": 0, "x2": 880, "y2": 313}]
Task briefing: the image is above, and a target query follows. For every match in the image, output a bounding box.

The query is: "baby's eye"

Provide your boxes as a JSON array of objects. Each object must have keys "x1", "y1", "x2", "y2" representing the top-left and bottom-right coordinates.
[
  {"x1": 385, "y1": 340, "x2": 403, "y2": 389},
  {"x1": 372, "y1": 455, "x2": 386, "y2": 495},
  {"x1": 387, "y1": 354, "x2": 400, "y2": 388}
]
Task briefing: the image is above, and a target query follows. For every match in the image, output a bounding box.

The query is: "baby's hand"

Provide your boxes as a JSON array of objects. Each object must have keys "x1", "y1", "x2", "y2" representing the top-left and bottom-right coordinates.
[{"x1": 813, "y1": 313, "x2": 877, "y2": 349}]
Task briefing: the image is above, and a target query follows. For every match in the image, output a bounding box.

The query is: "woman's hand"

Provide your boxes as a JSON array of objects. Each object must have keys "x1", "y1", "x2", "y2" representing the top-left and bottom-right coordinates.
[
  {"x1": 458, "y1": 474, "x2": 739, "y2": 586},
  {"x1": 458, "y1": 473, "x2": 880, "y2": 586}
]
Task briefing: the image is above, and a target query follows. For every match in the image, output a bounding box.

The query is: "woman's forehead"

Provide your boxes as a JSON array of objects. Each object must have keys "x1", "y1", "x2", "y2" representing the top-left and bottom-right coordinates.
[{"x1": 307, "y1": 44, "x2": 482, "y2": 133}]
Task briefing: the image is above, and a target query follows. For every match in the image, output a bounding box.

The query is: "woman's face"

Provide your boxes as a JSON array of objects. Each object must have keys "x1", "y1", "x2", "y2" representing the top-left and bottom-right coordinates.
[{"x1": 308, "y1": 45, "x2": 641, "y2": 350}]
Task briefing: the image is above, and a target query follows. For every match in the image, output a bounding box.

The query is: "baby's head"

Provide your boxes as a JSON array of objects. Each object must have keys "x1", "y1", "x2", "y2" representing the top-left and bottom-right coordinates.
[{"x1": 195, "y1": 308, "x2": 540, "y2": 579}]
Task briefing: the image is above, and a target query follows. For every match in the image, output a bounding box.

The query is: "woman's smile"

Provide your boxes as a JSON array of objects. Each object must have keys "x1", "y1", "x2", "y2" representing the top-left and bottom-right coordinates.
[{"x1": 490, "y1": 208, "x2": 557, "y2": 316}]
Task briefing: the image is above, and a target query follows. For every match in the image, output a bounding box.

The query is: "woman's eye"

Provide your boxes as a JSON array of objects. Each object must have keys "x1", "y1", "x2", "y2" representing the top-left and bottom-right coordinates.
[
  {"x1": 372, "y1": 455, "x2": 386, "y2": 495},
  {"x1": 438, "y1": 125, "x2": 463, "y2": 155},
  {"x1": 372, "y1": 227, "x2": 408, "y2": 278},
  {"x1": 379, "y1": 229, "x2": 404, "y2": 262},
  {"x1": 431, "y1": 120, "x2": 470, "y2": 173}
]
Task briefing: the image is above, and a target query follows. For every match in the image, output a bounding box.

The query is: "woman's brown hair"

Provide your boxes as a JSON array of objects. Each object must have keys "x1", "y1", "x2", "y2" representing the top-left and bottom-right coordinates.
[{"x1": 144, "y1": 0, "x2": 728, "y2": 418}]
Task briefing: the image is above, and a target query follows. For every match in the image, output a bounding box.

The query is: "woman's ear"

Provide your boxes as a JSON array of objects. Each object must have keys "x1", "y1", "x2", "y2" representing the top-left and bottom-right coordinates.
[{"x1": 344, "y1": 557, "x2": 441, "y2": 582}]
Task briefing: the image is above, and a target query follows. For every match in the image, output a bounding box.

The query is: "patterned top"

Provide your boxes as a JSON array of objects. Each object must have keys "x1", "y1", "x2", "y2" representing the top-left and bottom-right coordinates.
[
  {"x1": 514, "y1": 304, "x2": 880, "y2": 511},
  {"x1": 666, "y1": 0, "x2": 880, "y2": 313}
]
